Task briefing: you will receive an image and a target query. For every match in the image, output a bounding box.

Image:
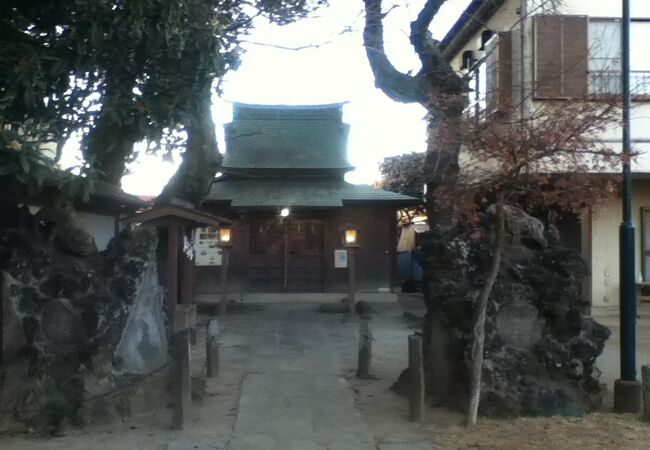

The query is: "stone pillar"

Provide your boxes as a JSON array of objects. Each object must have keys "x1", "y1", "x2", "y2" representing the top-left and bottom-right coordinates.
[
  {"x1": 206, "y1": 319, "x2": 220, "y2": 378},
  {"x1": 408, "y1": 334, "x2": 424, "y2": 422},
  {"x1": 642, "y1": 365, "x2": 650, "y2": 421},
  {"x1": 356, "y1": 316, "x2": 372, "y2": 378}
]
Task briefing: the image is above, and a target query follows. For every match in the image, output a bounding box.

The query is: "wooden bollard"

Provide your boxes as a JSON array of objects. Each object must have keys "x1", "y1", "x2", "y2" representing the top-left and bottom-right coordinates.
[
  {"x1": 643, "y1": 365, "x2": 650, "y2": 421},
  {"x1": 356, "y1": 316, "x2": 372, "y2": 378},
  {"x1": 172, "y1": 328, "x2": 191, "y2": 430},
  {"x1": 347, "y1": 247, "x2": 357, "y2": 315},
  {"x1": 218, "y1": 248, "x2": 230, "y2": 316},
  {"x1": 206, "y1": 319, "x2": 220, "y2": 378},
  {"x1": 408, "y1": 333, "x2": 424, "y2": 422}
]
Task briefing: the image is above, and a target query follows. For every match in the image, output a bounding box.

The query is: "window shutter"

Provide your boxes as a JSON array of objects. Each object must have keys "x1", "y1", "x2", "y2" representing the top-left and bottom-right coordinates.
[
  {"x1": 534, "y1": 15, "x2": 588, "y2": 98},
  {"x1": 497, "y1": 32, "x2": 512, "y2": 109},
  {"x1": 485, "y1": 32, "x2": 512, "y2": 111}
]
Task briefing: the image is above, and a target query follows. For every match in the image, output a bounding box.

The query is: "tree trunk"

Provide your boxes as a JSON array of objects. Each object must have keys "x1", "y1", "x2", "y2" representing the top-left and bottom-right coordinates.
[
  {"x1": 157, "y1": 83, "x2": 221, "y2": 206},
  {"x1": 81, "y1": 67, "x2": 143, "y2": 186},
  {"x1": 466, "y1": 192, "x2": 505, "y2": 426}
]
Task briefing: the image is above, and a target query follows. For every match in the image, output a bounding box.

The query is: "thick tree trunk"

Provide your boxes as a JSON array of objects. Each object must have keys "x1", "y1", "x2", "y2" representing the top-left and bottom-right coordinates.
[
  {"x1": 158, "y1": 83, "x2": 221, "y2": 206},
  {"x1": 466, "y1": 193, "x2": 505, "y2": 426},
  {"x1": 82, "y1": 76, "x2": 140, "y2": 186},
  {"x1": 423, "y1": 102, "x2": 464, "y2": 228},
  {"x1": 83, "y1": 119, "x2": 138, "y2": 185}
]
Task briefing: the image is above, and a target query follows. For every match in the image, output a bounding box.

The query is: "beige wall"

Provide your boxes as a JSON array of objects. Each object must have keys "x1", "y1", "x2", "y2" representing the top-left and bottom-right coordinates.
[{"x1": 591, "y1": 180, "x2": 650, "y2": 307}]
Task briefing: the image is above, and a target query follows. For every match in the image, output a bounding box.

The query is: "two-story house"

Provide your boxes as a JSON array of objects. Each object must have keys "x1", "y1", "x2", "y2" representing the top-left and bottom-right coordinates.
[{"x1": 441, "y1": 0, "x2": 650, "y2": 311}]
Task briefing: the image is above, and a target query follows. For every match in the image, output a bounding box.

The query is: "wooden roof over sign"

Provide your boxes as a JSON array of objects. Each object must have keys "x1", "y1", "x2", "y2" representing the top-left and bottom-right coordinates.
[{"x1": 121, "y1": 202, "x2": 231, "y2": 228}]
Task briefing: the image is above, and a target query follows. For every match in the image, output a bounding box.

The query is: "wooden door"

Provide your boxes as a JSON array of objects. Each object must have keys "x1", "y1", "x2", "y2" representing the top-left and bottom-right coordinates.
[{"x1": 249, "y1": 217, "x2": 324, "y2": 291}]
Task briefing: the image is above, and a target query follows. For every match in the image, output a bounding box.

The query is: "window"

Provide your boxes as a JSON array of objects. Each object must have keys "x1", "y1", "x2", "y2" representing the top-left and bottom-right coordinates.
[
  {"x1": 480, "y1": 30, "x2": 494, "y2": 51},
  {"x1": 588, "y1": 19, "x2": 650, "y2": 95},
  {"x1": 461, "y1": 50, "x2": 476, "y2": 70}
]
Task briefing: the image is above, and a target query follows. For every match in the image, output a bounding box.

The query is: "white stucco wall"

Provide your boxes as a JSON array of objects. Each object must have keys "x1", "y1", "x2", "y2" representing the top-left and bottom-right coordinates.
[
  {"x1": 76, "y1": 211, "x2": 117, "y2": 251},
  {"x1": 591, "y1": 180, "x2": 650, "y2": 308},
  {"x1": 26, "y1": 205, "x2": 117, "y2": 251}
]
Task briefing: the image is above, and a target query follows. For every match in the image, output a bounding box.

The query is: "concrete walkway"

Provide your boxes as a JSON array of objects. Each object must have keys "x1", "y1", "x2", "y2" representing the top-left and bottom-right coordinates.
[{"x1": 223, "y1": 305, "x2": 377, "y2": 450}]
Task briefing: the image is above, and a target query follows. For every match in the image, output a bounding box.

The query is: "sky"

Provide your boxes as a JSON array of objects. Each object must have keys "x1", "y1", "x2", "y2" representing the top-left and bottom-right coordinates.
[{"x1": 64, "y1": 0, "x2": 473, "y2": 195}]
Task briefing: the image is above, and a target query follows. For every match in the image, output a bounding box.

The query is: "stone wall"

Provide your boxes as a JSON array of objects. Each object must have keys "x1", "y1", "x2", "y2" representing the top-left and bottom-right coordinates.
[
  {"x1": 0, "y1": 204, "x2": 168, "y2": 431},
  {"x1": 422, "y1": 211, "x2": 610, "y2": 417}
]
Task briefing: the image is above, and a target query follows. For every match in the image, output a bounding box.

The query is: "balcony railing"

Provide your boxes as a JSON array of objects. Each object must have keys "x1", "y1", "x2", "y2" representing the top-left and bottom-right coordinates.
[{"x1": 588, "y1": 70, "x2": 650, "y2": 96}]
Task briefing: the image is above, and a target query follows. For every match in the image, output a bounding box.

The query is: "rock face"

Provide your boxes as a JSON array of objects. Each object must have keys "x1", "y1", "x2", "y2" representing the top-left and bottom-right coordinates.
[
  {"x1": 0, "y1": 205, "x2": 167, "y2": 431},
  {"x1": 422, "y1": 214, "x2": 609, "y2": 418}
]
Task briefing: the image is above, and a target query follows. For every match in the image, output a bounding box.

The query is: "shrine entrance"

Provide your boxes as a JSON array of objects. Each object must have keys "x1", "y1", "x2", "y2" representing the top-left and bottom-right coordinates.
[{"x1": 249, "y1": 215, "x2": 325, "y2": 292}]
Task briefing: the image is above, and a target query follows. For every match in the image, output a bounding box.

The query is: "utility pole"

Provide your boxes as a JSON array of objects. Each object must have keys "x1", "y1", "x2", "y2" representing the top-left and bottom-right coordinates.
[{"x1": 614, "y1": 0, "x2": 642, "y2": 413}]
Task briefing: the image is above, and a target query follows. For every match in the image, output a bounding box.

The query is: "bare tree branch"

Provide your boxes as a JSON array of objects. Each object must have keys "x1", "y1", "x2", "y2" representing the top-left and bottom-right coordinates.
[
  {"x1": 409, "y1": 0, "x2": 463, "y2": 93},
  {"x1": 363, "y1": 0, "x2": 428, "y2": 103}
]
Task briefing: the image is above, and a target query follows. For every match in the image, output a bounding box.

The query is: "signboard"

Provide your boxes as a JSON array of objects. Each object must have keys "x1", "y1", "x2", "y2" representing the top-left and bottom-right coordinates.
[
  {"x1": 194, "y1": 227, "x2": 223, "y2": 266},
  {"x1": 334, "y1": 249, "x2": 348, "y2": 268}
]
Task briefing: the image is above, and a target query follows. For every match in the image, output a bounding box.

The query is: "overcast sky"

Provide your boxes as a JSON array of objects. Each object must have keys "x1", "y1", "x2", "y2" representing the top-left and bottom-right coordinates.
[{"x1": 83, "y1": 0, "x2": 472, "y2": 195}]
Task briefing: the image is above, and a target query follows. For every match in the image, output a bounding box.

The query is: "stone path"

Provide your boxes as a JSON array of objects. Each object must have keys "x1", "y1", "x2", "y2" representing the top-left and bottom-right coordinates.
[
  {"x1": 225, "y1": 305, "x2": 377, "y2": 450},
  {"x1": 0, "y1": 301, "x2": 438, "y2": 450}
]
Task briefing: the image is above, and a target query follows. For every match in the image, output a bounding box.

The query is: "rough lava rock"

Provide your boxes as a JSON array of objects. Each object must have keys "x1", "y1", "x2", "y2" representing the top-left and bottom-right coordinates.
[
  {"x1": 0, "y1": 208, "x2": 167, "y2": 431},
  {"x1": 56, "y1": 226, "x2": 98, "y2": 256},
  {"x1": 421, "y1": 210, "x2": 610, "y2": 418}
]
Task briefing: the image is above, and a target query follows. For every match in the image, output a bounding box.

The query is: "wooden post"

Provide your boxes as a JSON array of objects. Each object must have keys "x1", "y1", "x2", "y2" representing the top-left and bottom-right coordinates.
[
  {"x1": 167, "y1": 221, "x2": 180, "y2": 334},
  {"x1": 356, "y1": 316, "x2": 372, "y2": 378},
  {"x1": 408, "y1": 333, "x2": 424, "y2": 422},
  {"x1": 171, "y1": 328, "x2": 191, "y2": 430},
  {"x1": 180, "y1": 247, "x2": 196, "y2": 344},
  {"x1": 643, "y1": 365, "x2": 650, "y2": 421},
  {"x1": 180, "y1": 242, "x2": 193, "y2": 305},
  {"x1": 348, "y1": 247, "x2": 356, "y2": 314},
  {"x1": 219, "y1": 247, "x2": 230, "y2": 316},
  {"x1": 206, "y1": 318, "x2": 220, "y2": 378}
]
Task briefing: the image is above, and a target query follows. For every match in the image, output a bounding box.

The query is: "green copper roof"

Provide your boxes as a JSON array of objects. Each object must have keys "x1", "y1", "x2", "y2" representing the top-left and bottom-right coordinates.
[
  {"x1": 205, "y1": 177, "x2": 419, "y2": 208},
  {"x1": 223, "y1": 103, "x2": 352, "y2": 170}
]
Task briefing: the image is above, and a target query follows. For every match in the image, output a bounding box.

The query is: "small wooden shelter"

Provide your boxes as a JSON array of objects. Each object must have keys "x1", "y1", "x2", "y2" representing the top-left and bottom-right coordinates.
[{"x1": 122, "y1": 199, "x2": 231, "y2": 330}]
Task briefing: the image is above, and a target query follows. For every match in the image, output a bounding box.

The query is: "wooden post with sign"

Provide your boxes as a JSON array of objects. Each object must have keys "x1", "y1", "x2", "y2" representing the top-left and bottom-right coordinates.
[{"x1": 120, "y1": 201, "x2": 231, "y2": 431}]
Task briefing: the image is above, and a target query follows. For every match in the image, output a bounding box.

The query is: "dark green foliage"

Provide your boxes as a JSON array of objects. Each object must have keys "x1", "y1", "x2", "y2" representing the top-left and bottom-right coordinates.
[
  {"x1": 378, "y1": 152, "x2": 426, "y2": 198},
  {"x1": 1, "y1": 0, "x2": 327, "y2": 201}
]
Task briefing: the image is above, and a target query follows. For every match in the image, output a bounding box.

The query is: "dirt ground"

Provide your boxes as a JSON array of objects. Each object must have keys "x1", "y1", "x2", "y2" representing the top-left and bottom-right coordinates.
[
  {"x1": 2, "y1": 299, "x2": 650, "y2": 449},
  {"x1": 346, "y1": 299, "x2": 650, "y2": 450}
]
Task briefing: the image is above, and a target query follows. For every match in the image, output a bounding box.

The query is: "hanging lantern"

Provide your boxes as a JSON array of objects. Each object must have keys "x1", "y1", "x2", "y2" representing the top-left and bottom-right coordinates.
[
  {"x1": 344, "y1": 228, "x2": 359, "y2": 247},
  {"x1": 219, "y1": 226, "x2": 233, "y2": 246}
]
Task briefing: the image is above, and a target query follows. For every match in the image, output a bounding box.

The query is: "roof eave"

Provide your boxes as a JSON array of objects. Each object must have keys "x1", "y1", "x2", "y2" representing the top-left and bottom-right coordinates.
[
  {"x1": 440, "y1": 0, "x2": 508, "y2": 61},
  {"x1": 342, "y1": 199, "x2": 421, "y2": 207}
]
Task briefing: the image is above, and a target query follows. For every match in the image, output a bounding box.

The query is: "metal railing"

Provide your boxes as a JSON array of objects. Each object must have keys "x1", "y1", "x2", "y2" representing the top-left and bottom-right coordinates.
[{"x1": 588, "y1": 70, "x2": 650, "y2": 96}]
